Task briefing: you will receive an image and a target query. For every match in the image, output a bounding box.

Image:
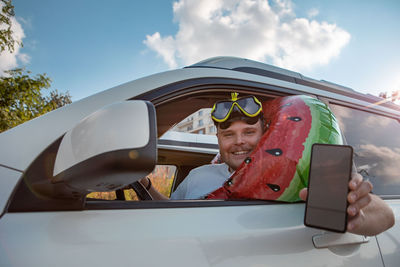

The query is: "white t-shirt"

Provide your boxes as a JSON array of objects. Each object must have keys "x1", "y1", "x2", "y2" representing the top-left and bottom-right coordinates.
[{"x1": 170, "y1": 163, "x2": 232, "y2": 200}]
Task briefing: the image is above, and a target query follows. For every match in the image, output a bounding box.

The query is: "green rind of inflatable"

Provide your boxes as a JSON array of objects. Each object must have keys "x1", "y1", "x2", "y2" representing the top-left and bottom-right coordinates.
[{"x1": 277, "y1": 96, "x2": 343, "y2": 202}]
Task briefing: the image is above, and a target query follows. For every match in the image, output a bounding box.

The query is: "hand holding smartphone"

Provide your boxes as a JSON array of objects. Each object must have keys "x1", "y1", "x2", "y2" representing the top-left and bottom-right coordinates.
[{"x1": 304, "y1": 144, "x2": 353, "y2": 233}]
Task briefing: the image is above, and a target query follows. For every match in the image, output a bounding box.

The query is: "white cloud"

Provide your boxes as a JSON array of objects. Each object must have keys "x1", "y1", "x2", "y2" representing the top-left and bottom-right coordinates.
[
  {"x1": 17, "y1": 52, "x2": 30, "y2": 64},
  {"x1": 308, "y1": 8, "x2": 319, "y2": 18},
  {"x1": 144, "y1": 0, "x2": 350, "y2": 71},
  {"x1": 144, "y1": 32, "x2": 178, "y2": 69},
  {"x1": 0, "y1": 11, "x2": 27, "y2": 75}
]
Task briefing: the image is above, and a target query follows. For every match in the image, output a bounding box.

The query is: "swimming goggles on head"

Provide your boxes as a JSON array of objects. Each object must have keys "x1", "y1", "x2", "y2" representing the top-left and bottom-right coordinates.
[{"x1": 211, "y1": 92, "x2": 262, "y2": 123}]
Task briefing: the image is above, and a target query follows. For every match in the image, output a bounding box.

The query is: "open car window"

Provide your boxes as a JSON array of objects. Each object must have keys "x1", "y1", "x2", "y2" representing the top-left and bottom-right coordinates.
[{"x1": 87, "y1": 91, "x2": 338, "y2": 203}]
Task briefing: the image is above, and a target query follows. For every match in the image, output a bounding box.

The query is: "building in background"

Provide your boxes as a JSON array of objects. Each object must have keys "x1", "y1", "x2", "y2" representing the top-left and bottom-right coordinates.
[{"x1": 172, "y1": 108, "x2": 216, "y2": 135}]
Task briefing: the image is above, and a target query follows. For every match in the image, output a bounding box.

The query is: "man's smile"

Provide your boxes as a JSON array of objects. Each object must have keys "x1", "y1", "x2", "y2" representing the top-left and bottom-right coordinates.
[{"x1": 232, "y1": 150, "x2": 251, "y2": 155}]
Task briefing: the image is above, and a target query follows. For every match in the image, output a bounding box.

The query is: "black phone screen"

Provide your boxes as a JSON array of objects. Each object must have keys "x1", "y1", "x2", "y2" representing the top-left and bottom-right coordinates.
[{"x1": 304, "y1": 144, "x2": 353, "y2": 232}]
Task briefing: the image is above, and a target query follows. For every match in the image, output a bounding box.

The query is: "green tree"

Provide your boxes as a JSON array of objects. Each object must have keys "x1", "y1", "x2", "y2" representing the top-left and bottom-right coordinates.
[
  {"x1": 0, "y1": 68, "x2": 72, "y2": 132},
  {"x1": 0, "y1": 0, "x2": 19, "y2": 53},
  {"x1": 0, "y1": 0, "x2": 72, "y2": 133},
  {"x1": 379, "y1": 90, "x2": 400, "y2": 103}
]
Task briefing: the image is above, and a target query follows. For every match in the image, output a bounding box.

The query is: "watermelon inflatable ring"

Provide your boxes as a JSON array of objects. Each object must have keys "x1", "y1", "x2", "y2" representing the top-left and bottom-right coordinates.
[{"x1": 206, "y1": 95, "x2": 343, "y2": 202}]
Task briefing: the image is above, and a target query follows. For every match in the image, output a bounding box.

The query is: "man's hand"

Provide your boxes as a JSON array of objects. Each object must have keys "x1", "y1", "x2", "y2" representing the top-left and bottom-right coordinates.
[
  {"x1": 300, "y1": 173, "x2": 394, "y2": 236},
  {"x1": 345, "y1": 173, "x2": 373, "y2": 232}
]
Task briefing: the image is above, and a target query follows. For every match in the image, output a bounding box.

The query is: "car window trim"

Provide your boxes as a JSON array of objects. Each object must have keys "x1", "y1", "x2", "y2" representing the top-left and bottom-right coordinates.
[{"x1": 84, "y1": 198, "x2": 298, "y2": 210}]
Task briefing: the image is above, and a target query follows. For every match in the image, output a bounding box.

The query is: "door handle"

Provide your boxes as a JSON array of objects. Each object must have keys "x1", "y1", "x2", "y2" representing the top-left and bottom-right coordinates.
[{"x1": 312, "y1": 232, "x2": 370, "y2": 248}]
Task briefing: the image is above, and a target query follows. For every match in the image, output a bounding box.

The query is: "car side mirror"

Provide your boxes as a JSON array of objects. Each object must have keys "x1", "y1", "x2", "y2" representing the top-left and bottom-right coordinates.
[{"x1": 29, "y1": 100, "x2": 157, "y2": 199}]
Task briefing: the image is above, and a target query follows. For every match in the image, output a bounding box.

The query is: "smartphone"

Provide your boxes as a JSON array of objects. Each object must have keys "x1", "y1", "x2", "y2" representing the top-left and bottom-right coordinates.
[{"x1": 304, "y1": 144, "x2": 353, "y2": 233}]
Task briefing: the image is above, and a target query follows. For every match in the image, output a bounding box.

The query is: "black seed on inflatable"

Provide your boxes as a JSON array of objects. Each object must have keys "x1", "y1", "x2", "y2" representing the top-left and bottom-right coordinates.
[
  {"x1": 267, "y1": 184, "x2": 281, "y2": 192},
  {"x1": 266, "y1": 148, "x2": 283, "y2": 156},
  {"x1": 288, "y1": 116, "x2": 302, "y2": 122},
  {"x1": 227, "y1": 179, "x2": 233, "y2": 186},
  {"x1": 244, "y1": 157, "x2": 251, "y2": 164}
]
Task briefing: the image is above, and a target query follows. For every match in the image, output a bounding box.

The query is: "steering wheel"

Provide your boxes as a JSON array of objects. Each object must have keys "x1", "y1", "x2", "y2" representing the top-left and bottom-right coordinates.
[
  {"x1": 114, "y1": 181, "x2": 153, "y2": 201},
  {"x1": 130, "y1": 181, "x2": 153, "y2": 200}
]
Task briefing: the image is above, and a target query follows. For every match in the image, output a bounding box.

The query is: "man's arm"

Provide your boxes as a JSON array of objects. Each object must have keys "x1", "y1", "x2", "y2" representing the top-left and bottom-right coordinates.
[
  {"x1": 345, "y1": 173, "x2": 394, "y2": 235},
  {"x1": 300, "y1": 173, "x2": 395, "y2": 236}
]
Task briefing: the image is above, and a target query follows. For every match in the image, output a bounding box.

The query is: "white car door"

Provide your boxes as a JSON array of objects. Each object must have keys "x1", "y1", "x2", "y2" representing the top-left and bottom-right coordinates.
[{"x1": 0, "y1": 199, "x2": 383, "y2": 267}]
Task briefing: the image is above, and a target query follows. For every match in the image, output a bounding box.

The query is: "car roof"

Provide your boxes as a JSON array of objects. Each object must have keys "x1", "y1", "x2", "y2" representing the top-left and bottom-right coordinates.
[{"x1": 1, "y1": 56, "x2": 399, "y2": 171}]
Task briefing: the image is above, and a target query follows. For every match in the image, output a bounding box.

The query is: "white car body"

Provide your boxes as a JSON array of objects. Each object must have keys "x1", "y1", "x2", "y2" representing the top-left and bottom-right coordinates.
[{"x1": 1, "y1": 57, "x2": 399, "y2": 266}]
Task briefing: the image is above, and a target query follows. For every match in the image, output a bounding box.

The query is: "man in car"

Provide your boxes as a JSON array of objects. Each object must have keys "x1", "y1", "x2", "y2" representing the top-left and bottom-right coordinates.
[{"x1": 141, "y1": 93, "x2": 394, "y2": 236}]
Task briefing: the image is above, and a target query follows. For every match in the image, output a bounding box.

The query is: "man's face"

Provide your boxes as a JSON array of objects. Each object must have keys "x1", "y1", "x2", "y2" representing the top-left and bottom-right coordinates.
[{"x1": 217, "y1": 119, "x2": 263, "y2": 171}]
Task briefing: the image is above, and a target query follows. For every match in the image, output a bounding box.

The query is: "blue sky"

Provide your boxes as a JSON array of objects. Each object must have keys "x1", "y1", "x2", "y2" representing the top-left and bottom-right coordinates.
[{"x1": 2, "y1": 0, "x2": 400, "y2": 101}]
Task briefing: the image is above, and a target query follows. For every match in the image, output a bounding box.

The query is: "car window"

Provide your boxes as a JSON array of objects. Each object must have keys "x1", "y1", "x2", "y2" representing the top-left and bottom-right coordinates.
[
  {"x1": 149, "y1": 165, "x2": 176, "y2": 197},
  {"x1": 330, "y1": 103, "x2": 400, "y2": 196},
  {"x1": 87, "y1": 165, "x2": 176, "y2": 200}
]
